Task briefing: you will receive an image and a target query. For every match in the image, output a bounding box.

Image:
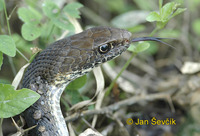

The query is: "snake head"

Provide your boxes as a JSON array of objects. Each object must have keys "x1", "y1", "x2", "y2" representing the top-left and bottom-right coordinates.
[
  {"x1": 60, "y1": 26, "x2": 132, "y2": 78},
  {"x1": 57, "y1": 27, "x2": 132, "y2": 79},
  {"x1": 90, "y1": 27, "x2": 132, "y2": 64}
]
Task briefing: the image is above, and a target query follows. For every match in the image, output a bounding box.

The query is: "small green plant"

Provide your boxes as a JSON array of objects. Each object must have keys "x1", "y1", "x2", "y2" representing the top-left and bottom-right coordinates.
[
  {"x1": 17, "y1": 1, "x2": 82, "y2": 41},
  {"x1": 146, "y1": 0, "x2": 186, "y2": 36}
]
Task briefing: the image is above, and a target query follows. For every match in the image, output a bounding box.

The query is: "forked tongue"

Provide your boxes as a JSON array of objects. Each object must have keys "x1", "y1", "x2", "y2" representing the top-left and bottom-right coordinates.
[{"x1": 131, "y1": 37, "x2": 175, "y2": 49}]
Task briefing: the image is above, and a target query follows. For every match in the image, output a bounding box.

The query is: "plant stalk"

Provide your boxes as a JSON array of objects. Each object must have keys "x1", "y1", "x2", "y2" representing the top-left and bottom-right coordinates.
[{"x1": 105, "y1": 52, "x2": 137, "y2": 96}]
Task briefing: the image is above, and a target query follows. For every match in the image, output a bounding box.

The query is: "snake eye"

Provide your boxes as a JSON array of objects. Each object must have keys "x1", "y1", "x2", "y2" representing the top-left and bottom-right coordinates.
[{"x1": 98, "y1": 44, "x2": 111, "y2": 54}]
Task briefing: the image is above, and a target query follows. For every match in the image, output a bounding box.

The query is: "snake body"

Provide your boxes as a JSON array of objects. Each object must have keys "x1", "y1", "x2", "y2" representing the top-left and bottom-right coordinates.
[{"x1": 22, "y1": 26, "x2": 132, "y2": 136}]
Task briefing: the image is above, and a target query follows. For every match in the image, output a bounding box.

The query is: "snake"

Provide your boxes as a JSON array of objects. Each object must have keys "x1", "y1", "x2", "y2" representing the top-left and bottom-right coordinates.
[
  {"x1": 22, "y1": 26, "x2": 171, "y2": 136},
  {"x1": 22, "y1": 26, "x2": 132, "y2": 136}
]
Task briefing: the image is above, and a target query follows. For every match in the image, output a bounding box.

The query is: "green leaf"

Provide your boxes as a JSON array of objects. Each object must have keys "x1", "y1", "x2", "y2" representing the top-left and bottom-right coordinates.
[
  {"x1": 42, "y1": 1, "x2": 60, "y2": 18},
  {"x1": 12, "y1": 34, "x2": 33, "y2": 54},
  {"x1": 170, "y1": 8, "x2": 187, "y2": 19},
  {"x1": 17, "y1": 7, "x2": 42, "y2": 25},
  {"x1": 21, "y1": 23, "x2": 41, "y2": 41},
  {"x1": 128, "y1": 42, "x2": 150, "y2": 53},
  {"x1": 145, "y1": 42, "x2": 158, "y2": 55},
  {"x1": 0, "y1": 35, "x2": 16, "y2": 57},
  {"x1": 63, "y1": 2, "x2": 83, "y2": 18},
  {"x1": 146, "y1": 12, "x2": 161, "y2": 22},
  {"x1": 67, "y1": 90, "x2": 83, "y2": 105},
  {"x1": 161, "y1": 2, "x2": 176, "y2": 21},
  {"x1": 51, "y1": 16, "x2": 74, "y2": 31},
  {"x1": 0, "y1": 52, "x2": 3, "y2": 70},
  {"x1": 0, "y1": 84, "x2": 40, "y2": 118},
  {"x1": 161, "y1": 2, "x2": 186, "y2": 21},
  {"x1": 127, "y1": 44, "x2": 135, "y2": 52},
  {"x1": 66, "y1": 75, "x2": 87, "y2": 90}
]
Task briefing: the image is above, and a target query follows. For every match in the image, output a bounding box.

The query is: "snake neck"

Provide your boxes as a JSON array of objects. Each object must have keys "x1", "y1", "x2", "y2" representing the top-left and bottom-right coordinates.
[
  {"x1": 23, "y1": 62, "x2": 92, "y2": 136},
  {"x1": 23, "y1": 82, "x2": 69, "y2": 136}
]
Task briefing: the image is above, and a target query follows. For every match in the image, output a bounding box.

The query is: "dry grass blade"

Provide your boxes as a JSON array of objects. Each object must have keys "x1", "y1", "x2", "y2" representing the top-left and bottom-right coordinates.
[
  {"x1": 12, "y1": 63, "x2": 30, "y2": 90},
  {"x1": 70, "y1": 67, "x2": 104, "y2": 111}
]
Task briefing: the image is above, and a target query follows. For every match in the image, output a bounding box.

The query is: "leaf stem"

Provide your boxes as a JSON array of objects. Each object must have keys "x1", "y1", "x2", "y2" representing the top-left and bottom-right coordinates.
[
  {"x1": 16, "y1": 48, "x2": 29, "y2": 62},
  {"x1": 3, "y1": 0, "x2": 17, "y2": 76},
  {"x1": 3, "y1": 0, "x2": 11, "y2": 36},
  {"x1": 3, "y1": 0, "x2": 29, "y2": 62},
  {"x1": 105, "y1": 52, "x2": 137, "y2": 96},
  {"x1": 150, "y1": 27, "x2": 159, "y2": 37}
]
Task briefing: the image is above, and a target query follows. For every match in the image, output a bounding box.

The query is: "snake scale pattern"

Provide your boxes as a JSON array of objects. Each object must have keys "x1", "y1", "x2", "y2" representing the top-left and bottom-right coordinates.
[{"x1": 22, "y1": 26, "x2": 132, "y2": 136}]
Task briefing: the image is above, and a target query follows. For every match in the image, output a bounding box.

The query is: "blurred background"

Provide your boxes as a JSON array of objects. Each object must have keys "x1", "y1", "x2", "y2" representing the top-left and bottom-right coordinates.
[{"x1": 1, "y1": 0, "x2": 200, "y2": 136}]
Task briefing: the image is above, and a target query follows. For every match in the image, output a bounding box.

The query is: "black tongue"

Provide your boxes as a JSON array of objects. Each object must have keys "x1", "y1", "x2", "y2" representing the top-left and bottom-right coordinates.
[{"x1": 131, "y1": 37, "x2": 176, "y2": 49}]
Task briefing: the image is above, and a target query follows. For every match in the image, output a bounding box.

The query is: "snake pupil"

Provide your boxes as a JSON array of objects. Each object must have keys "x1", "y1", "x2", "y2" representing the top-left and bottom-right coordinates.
[{"x1": 99, "y1": 44, "x2": 110, "y2": 53}]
